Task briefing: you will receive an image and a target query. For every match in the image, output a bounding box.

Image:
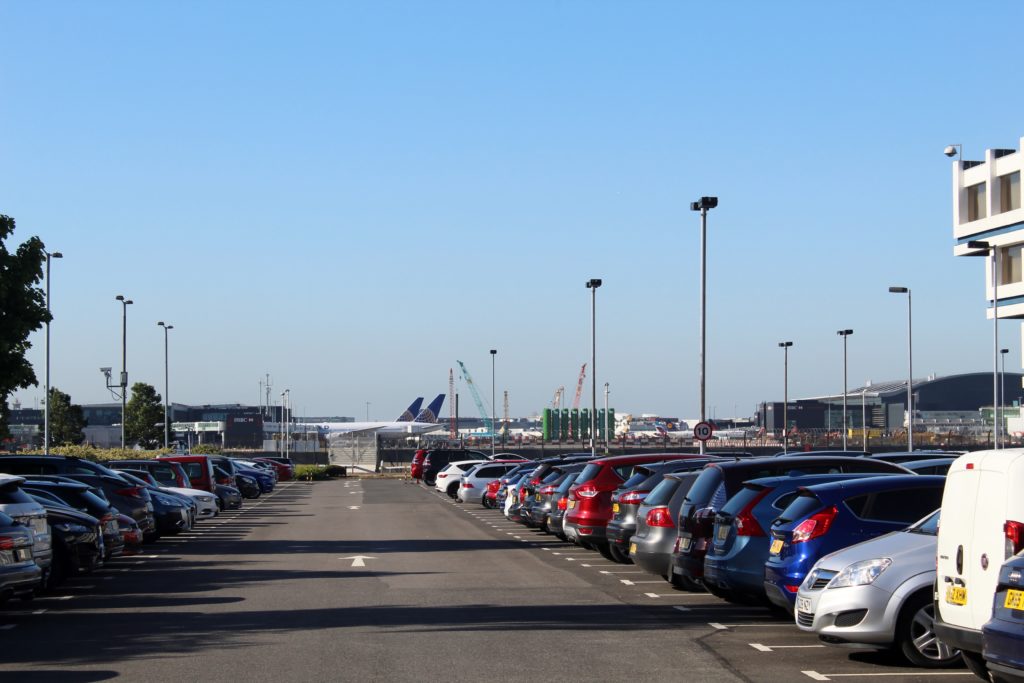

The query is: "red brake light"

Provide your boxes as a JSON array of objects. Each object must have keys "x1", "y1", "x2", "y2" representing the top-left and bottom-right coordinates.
[
  {"x1": 438, "y1": 473, "x2": 447, "y2": 479},
  {"x1": 0, "y1": 536, "x2": 14, "y2": 550},
  {"x1": 115, "y1": 486, "x2": 145, "y2": 499},
  {"x1": 1005, "y1": 520, "x2": 1024, "y2": 559},
  {"x1": 784, "y1": 584, "x2": 801, "y2": 593},
  {"x1": 529, "y1": 477, "x2": 541, "y2": 486},
  {"x1": 575, "y1": 483, "x2": 599, "y2": 498},
  {"x1": 791, "y1": 506, "x2": 838, "y2": 544},
  {"x1": 486, "y1": 480, "x2": 500, "y2": 492},
  {"x1": 557, "y1": 498, "x2": 568, "y2": 510},
  {"x1": 619, "y1": 490, "x2": 646, "y2": 505},
  {"x1": 462, "y1": 482, "x2": 474, "y2": 489},
  {"x1": 539, "y1": 485, "x2": 557, "y2": 495},
  {"x1": 646, "y1": 506, "x2": 674, "y2": 528},
  {"x1": 734, "y1": 487, "x2": 772, "y2": 537}
]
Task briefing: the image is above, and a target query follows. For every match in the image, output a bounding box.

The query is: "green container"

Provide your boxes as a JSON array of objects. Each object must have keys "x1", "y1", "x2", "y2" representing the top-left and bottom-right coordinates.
[
  {"x1": 581, "y1": 409, "x2": 590, "y2": 440},
  {"x1": 542, "y1": 408, "x2": 552, "y2": 441},
  {"x1": 570, "y1": 409, "x2": 580, "y2": 441},
  {"x1": 560, "y1": 408, "x2": 570, "y2": 441},
  {"x1": 597, "y1": 409, "x2": 606, "y2": 440},
  {"x1": 607, "y1": 409, "x2": 615, "y2": 440}
]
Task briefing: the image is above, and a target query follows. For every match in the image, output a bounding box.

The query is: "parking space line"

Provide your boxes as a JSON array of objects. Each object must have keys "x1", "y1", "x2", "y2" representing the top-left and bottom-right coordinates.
[
  {"x1": 598, "y1": 570, "x2": 644, "y2": 574},
  {"x1": 801, "y1": 674, "x2": 972, "y2": 681},
  {"x1": 32, "y1": 609, "x2": 46, "y2": 615},
  {"x1": 620, "y1": 579, "x2": 665, "y2": 585},
  {"x1": 0, "y1": 625, "x2": 15, "y2": 630},
  {"x1": 709, "y1": 622, "x2": 794, "y2": 630},
  {"x1": 673, "y1": 606, "x2": 691, "y2": 612},
  {"x1": 750, "y1": 643, "x2": 826, "y2": 652}
]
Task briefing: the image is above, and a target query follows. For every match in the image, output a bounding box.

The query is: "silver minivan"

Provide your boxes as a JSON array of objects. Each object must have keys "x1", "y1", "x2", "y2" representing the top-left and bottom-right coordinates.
[{"x1": 0, "y1": 474, "x2": 51, "y2": 585}]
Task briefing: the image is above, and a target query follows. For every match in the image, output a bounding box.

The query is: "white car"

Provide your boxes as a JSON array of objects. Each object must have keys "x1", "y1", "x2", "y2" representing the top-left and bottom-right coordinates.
[
  {"x1": 433, "y1": 460, "x2": 485, "y2": 497},
  {"x1": 162, "y1": 486, "x2": 219, "y2": 518},
  {"x1": 457, "y1": 462, "x2": 522, "y2": 504},
  {"x1": 934, "y1": 449, "x2": 1024, "y2": 680}
]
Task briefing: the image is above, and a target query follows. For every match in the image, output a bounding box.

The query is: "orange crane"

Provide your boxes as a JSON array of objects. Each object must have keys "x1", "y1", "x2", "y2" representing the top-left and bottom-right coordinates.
[{"x1": 572, "y1": 363, "x2": 587, "y2": 410}]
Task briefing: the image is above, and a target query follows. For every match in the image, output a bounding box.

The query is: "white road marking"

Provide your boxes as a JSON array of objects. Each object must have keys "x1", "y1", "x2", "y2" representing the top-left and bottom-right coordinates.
[
  {"x1": 348, "y1": 506, "x2": 360, "y2": 510},
  {"x1": 32, "y1": 609, "x2": 46, "y2": 615},
  {"x1": 709, "y1": 622, "x2": 796, "y2": 630},
  {"x1": 57, "y1": 595, "x2": 74, "y2": 601},
  {"x1": 338, "y1": 555, "x2": 375, "y2": 567},
  {"x1": 750, "y1": 643, "x2": 825, "y2": 652},
  {"x1": 598, "y1": 570, "x2": 644, "y2": 574},
  {"x1": 673, "y1": 606, "x2": 690, "y2": 612},
  {"x1": 802, "y1": 674, "x2": 972, "y2": 681}
]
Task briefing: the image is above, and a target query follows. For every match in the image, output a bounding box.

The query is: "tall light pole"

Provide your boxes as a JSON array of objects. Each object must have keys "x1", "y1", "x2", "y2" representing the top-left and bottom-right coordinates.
[
  {"x1": 690, "y1": 196, "x2": 718, "y2": 455},
  {"x1": 157, "y1": 321, "x2": 173, "y2": 449},
  {"x1": 967, "y1": 240, "x2": 1001, "y2": 448},
  {"x1": 837, "y1": 329, "x2": 853, "y2": 450},
  {"x1": 888, "y1": 287, "x2": 914, "y2": 451},
  {"x1": 586, "y1": 278, "x2": 602, "y2": 458},
  {"x1": 279, "y1": 391, "x2": 286, "y2": 455},
  {"x1": 365, "y1": 402, "x2": 371, "y2": 421},
  {"x1": 490, "y1": 349, "x2": 497, "y2": 457},
  {"x1": 604, "y1": 382, "x2": 610, "y2": 450},
  {"x1": 1001, "y1": 348, "x2": 1009, "y2": 439},
  {"x1": 115, "y1": 295, "x2": 133, "y2": 449},
  {"x1": 778, "y1": 341, "x2": 792, "y2": 453},
  {"x1": 284, "y1": 389, "x2": 291, "y2": 457},
  {"x1": 43, "y1": 250, "x2": 62, "y2": 453}
]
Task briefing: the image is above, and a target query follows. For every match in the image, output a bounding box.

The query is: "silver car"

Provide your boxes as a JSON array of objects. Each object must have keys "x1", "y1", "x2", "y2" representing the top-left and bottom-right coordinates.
[
  {"x1": 457, "y1": 462, "x2": 520, "y2": 505},
  {"x1": 795, "y1": 510, "x2": 960, "y2": 668}
]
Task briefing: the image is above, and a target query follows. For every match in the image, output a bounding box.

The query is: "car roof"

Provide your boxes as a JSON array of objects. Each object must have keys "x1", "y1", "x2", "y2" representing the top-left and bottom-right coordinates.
[
  {"x1": 797, "y1": 474, "x2": 945, "y2": 497},
  {"x1": 23, "y1": 478, "x2": 90, "y2": 490},
  {"x1": 740, "y1": 472, "x2": 898, "y2": 488},
  {"x1": 0, "y1": 473, "x2": 26, "y2": 487}
]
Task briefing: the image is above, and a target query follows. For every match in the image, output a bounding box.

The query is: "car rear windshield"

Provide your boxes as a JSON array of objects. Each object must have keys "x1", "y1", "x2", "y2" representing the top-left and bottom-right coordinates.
[
  {"x1": 776, "y1": 492, "x2": 824, "y2": 525},
  {"x1": 682, "y1": 467, "x2": 724, "y2": 509},
  {"x1": 181, "y1": 462, "x2": 206, "y2": 481},
  {"x1": 908, "y1": 509, "x2": 940, "y2": 535},
  {"x1": 557, "y1": 473, "x2": 579, "y2": 493},
  {"x1": 620, "y1": 467, "x2": 653, "y2": 489},
  {"x1": 0, "y1": 480, "x2": 35, "y2": 506},
  {"x1": 575, "y1": 463, "x2": 602, "y2": 485},
  {"x1": 146, "y1": 464, "x2": 179, "y2": 485},
  {"x1": 541, "y1": 470, "x2": 562, "y2": 484},
  {"x1": 719, "y1": 484, "x2": 766, "y2": 517},
  {"x1": 644, "y1": 477, "x2": 681, "y2": 507}
]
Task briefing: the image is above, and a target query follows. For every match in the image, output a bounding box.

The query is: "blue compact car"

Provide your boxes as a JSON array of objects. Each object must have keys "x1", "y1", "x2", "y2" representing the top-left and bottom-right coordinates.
[
  {"x1": 234, "y1": 462, "x2": 275, "y2": 493},
  {"x1": 704, "y1": 473, "x2": 894, "y2": 603},
  {"x1": 983, "y1": 553, "x2": 1024, "y2": 681},
  {"x1": 763, "y1": 475, "x2": 946, "y2": 612}
]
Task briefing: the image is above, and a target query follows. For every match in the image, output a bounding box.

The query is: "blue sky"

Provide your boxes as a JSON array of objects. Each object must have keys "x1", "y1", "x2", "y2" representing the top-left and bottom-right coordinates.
[{"x1": 3, "y1": 1, "x2": 1023, "y2": 421}]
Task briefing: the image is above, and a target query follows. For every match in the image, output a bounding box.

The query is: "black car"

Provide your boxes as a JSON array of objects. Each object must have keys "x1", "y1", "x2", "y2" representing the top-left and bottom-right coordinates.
[
  {"x1": 214, "y1": 483, "x2": 243, "y2": 510},
  {"x1": 117, "y1": 472, "x2": 192, "y2": 535},
  {"x1": 421, "y1": 449, "x2": 488, "y2": 486},
  {"x1": 0, "y1": 456, "x2": 157, "y2": 540},
  {"x1": 31, "y1": 501, "x2": 104, "y2": 587},
  {"x1": 215, "y1": 465, "x2": 259, "y2": 499},
  {"x1": 23, "y1": 480, "x2": 125, "y2": 559},
  {"x1": 547, "y1": 471, "x2": 584, "y2": 541},
  {"x1": 522, "y1": 462, "x2": 588, "y2": 532},
  {"x1": 0, "y1": 510, "x2": 42, "y2": 602}
]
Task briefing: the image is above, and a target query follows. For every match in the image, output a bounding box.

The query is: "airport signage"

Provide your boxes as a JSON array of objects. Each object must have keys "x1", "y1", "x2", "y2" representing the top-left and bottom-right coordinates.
[{"x1": 693, "y1": 421, "x2": 714, "y2": 441}]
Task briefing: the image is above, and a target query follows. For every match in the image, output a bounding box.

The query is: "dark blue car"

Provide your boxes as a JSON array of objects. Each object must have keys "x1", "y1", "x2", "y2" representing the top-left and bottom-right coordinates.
[
  {"x1": 983, "y1": 553, "x2": 1024, "y2": 681},
  {"x1": 704, "y1": 472, "x2": 896, "y2": 603},
  {"x1": 763, "y1": 475, "x2": 945, "y2": 612},
  {"x1": 234, "y1": 462, "x2": 274, "y2": 493}
]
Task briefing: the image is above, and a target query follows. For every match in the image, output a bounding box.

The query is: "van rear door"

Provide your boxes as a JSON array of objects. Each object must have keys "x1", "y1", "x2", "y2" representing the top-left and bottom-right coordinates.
[{"x1": 936, "y1": 453, "x2": 981, "y2": 630}]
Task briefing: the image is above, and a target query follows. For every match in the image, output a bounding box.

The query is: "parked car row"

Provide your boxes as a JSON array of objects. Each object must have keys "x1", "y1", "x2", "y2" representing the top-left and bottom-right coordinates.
[
  {"x1": 419, "y1": 448, "x2": 1024, "y2": 676},
  {"x1": 0, "y1": 453, "x2": 293, "y2": 600}
]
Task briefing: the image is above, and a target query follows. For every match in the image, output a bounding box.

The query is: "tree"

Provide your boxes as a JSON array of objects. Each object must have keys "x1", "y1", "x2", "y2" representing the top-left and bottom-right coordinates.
[
  {"x1": 47, "y1": 387, "x2": 86, "y2": 447},
  {"x1": 0, "y1": 214, "x2": 50, "y2": 441},
  {"x1": 125, "y1": 382, "x2": 164, "y2": 448}
]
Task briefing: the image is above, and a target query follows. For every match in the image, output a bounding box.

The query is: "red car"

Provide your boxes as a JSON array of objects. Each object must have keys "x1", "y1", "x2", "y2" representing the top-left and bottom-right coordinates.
[
  {"x1": 255, "y1": 458, "x2": 293, "y2": 482},
  {"x1": 564, "y1": 454, "x2": 706, "y2": 557},
  {"x1": 410, "y1": 450, "x2": 427, "y2": 480}
]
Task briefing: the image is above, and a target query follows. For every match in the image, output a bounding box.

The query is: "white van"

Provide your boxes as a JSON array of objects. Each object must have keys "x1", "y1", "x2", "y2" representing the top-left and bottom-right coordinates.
[{"x1": 934, "y1": 449, "x2": 1024, "y2": 679}]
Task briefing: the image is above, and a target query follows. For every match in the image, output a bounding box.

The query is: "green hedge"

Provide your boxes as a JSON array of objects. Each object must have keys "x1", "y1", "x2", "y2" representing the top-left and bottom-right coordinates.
[{"x1": 294, "y1": 464, "x2": 347, "y2": 481}]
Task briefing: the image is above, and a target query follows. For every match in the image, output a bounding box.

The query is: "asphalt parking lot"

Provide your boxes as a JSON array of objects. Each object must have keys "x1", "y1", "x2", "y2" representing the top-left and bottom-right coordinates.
[{"x1": 0, "y1": 479, "x2": 977, "y2": 682}]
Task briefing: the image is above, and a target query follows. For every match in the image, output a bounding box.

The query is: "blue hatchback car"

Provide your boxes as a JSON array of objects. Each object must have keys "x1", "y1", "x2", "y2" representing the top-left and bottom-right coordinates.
[
  {"x1": 983, "y1": 552, "x2": 1024, "y2": 681},
  {"x1": 763, "y1": 475, "x2": 946, "y2": 612},
  {"x1": 704, "y1": 473, "x2": 896, "y2": 603}
]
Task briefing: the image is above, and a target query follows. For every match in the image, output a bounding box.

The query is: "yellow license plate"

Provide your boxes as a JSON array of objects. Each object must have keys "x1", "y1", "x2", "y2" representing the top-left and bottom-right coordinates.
[
  {"x1": 946, "y1": 585, "x2": 968, "y2": 606},
  {"x1": 679, "y1": 536, "x2": 692, "y2": 552},
  {"x1": 1004, "y1": 588, "x2": 1024, "y2": 610},
  {"x1": 535, "y1": 494, "x2": 542, "y2": 502},
  {"x1": 612, "y1": 503, "x2": 620, "y2": 513},
  {"x1": 770, "y1": 538, "x2": 784, "y2": 555},
  {"x1": 629, "y1": 542, "x2": 637, "y2": 556},
  {"x1": 568, "y1": 500, "x2": 576, "y2": 509},
  {"x1": 716, "y1": 525, "x2": 729, "y2": 541}
]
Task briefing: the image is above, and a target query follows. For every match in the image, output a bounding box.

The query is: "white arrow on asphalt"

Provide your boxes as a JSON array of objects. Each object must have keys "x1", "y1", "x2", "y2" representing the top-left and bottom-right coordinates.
[
  {"x1": 339, "y1": 555, "x2": 376, "y2": 567},
  {"x1": 348, "y1": 506, "x2": 360, "y2": 510}
]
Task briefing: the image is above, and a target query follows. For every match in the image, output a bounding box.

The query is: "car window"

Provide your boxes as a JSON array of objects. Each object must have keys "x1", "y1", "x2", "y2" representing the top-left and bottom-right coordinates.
[
  {"x1": 474, "y1": 467, "x2": 499, "y2": 478},
  {"x1": 148, "y1": 464, "x2": 178, "y2": 485},
  {"x1": 0, "y1": 462, "x2": 52, "y2": 475},
  {"x1": 612, "y1": 465, "x2": 633, "y2": 480},
  {"x1": 683, "y1": 467, "x2": 724, "y2": 507},
  {"x1": 29, "y1": 489, "x2": 65, "y2": 505},
  {"x1": 772, "y1": 491, "x2": 800, "y2": 511},
  {"x1": 776, "y1": 492, "x2": 824, "y2": 524},
  {"x1": 0, "y1": 480, "x2": 35, "y2": 505},
  {"x1": 644, "y1": 478, "x2": 681, "y2": 507},
  {"x1": 556, "y1": 473, "x2": 579, "y2": 493},
  {"x1": 541, "y1": 470, "x2": 562, "y2": 484},
  {"x1": 719, "y1": 485, "x2": 764, "y2": 516},
  {"x1": 850, "y1": 487, "x2": 945, "y2": 524},
  {"x1": 575, "y1": 464, "x2": 602, "y2": 485},
  {"x1": 620, "y1": 468, "x2": 652, "y2": 489}
]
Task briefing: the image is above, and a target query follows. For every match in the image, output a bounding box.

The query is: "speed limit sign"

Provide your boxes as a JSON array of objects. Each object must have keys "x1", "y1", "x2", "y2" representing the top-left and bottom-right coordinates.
[{"x1": 693, "y1": 421, "x2": 714, "y2": 441}]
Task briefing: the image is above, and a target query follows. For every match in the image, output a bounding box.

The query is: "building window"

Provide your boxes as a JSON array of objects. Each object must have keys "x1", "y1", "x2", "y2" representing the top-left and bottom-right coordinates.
[
  {"x1": 1000, "y1": 172, "x2": 1021, "y2": 213},
  {"x1": 1000, "y1": 245, "x2": 1023, "y2": 285},
  {"x1": 968, "y1": 182, "x2": 987, "y2": 221}
]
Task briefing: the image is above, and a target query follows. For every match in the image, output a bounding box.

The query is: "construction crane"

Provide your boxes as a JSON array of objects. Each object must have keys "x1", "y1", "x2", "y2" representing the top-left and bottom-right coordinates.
[
  {"x1": 448, "y1": 368, "x2": 457, "y2": 439},
  {"x1": 551, "y1": 386, "x2": 564, "y2": 410},
  {"x1": 572, "y1": 363, "x2": 587, "y2": 409},
  {"x1": 456, "y1": 360, "x2": 493, "y2": 436}
]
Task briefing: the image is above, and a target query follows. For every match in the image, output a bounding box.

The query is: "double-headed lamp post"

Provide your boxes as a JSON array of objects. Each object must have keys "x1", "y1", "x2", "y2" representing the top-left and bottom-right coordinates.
[
  {"x1": 157, "y1": 322, "x2": 173, "y2": 449},
  {"x1": 586, "y1": 278, "x2": 602, "y2": 458},
  {"x1": 837, "y1": 329, "x2": 853, "y2": 450},
  {"x1": 115, "y1": 295, "x2": 133, "y2": 449},
  {"x1": 490, "y1": 349, "x2": 497, "y2": 457},
  {"x1": 690, "y1": 196, "x2": 718, "y2": 455},
  {"x1": 966, "y1": 240, "x2": 1001, "y2": 448},
  {"x1": 888, "y1": 287, "x2": 914, "y2": 451},
  {"x1": 43, "y1": 249, "x2": 62, "y2": 453},
  {"x1": 778, "y1": 341, "x2": 793, "y2": 453}
]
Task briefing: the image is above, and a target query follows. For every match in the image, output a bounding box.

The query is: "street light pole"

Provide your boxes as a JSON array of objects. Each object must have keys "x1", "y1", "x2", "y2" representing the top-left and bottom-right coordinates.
[
  {"x1": 778, "y1": 341, "x2": 792, "y2": 453},
  {"x1": 690, "y1": 196, "x2": 718, "y2": 456},
  {"x1": 490, "y1": 349, "x2": 497, "y2": 457},
  {"x1": 1001, "y1": 348, "x2": 1009, "y2": 440},
  {"x1": 837, "y1": 329, "x2": 853, "y2": 451},
  {"x1": 586, "y1": 278, "x2": 602, "y2": 458},
  {"x1": 604, "y1": 382, "x2": 610, "y2": 451},
  {"x1": 43, "y1": 250, "x2": 62, "y2": 453},
  {"x1": 888, "y1": 287, "x2": 914, "y2": 451},
  {"x1": 115, "y1": 295, "x2": 133, "y2": 449},
  {"x1": 967, "y1": 240, "x2": 1001, "y2": 448},
  {"x1": 157, "y1": 322, "x2": 174, "y2": 449}
]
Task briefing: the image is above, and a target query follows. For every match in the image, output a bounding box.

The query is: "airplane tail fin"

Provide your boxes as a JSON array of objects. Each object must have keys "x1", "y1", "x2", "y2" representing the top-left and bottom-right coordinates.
[
  {"x1": 414, "y1": 394, "x2": 445, "y2": 423},
  {"x1": 397, "y1": 397, "x2": 424, "y2": 422}
]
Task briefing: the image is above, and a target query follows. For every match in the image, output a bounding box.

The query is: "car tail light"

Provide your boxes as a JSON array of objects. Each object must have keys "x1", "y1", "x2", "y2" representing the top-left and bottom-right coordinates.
[
  {"x1": 1005, "y1": 520, "x2": 1024, "y2": 559},
  {"x1": 518, "y1": 486, "x2": 528, "y2": 500},
  {"x1": 115, "y1": 486, "x2": 145, "y2": 499},
  {"x1": 0, "y1": 536, "x2": 14, "y2": 550},
  {"x1": 438, "y1": 473, "x2": 447, "y2": 479},
  {"x1": 791, "y1": 506, "x2": 838, "y2": 544},
  {"x1": 529, "y1": 477, "x2": 541, "y2": 486},
  {"x1": 557, "y1": 498, "x2": 568, "y2": 511},
  {"x1": 539, "y1": 485, "x2": 557, "y2": 495},
  {"x1": 784, "y1": 584, "x2": 800, "y2": 593},
  {"x1": 463, "y1": 482, "x2": 474, "y2": 489},
  {"x1": 619, "y1": 490, "x2": 646, "y2": 505},
  {"x1": 646, "y1": 506, "x2": 674, "y2": 528},
  {"x1": 486, "y1": 481, "x2": 500, "y2": 493},
  {"x1": 575, "y1": 483, "x2": 599, "y2": 498},
  {"x1": 734, "y1": 488, "x2": 772, "y2": 537}
]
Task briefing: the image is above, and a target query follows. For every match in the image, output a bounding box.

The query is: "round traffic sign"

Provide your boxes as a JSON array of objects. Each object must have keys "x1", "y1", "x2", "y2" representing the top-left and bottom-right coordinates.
[{"x1": 693, "y1": 421, "x2": 714, "y2": 441}]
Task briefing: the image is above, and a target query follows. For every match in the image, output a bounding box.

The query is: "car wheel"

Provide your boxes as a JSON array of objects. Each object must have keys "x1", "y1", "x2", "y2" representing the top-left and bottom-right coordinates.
[
  {"x1": 482, "y1": 497, "x2": 495, "y2": 509},
  {"x1": 896, "y1": 592, "x2": 961, "y2": 668},
  {"x1": 447, "y1": 483, "x2": 460, "y2": 499},
  {"x1": 670, "y1": 572, "x2": 703, "y2": 592},
  {"x1": 423, "y1": 474, "x2": 436, "y2": 486},
  {"x1": 607, "y1": 544, "x2": 633, "y2": 564},
  {"x1": 960, "y1": 651, "x2": 988, "y2": 679}
]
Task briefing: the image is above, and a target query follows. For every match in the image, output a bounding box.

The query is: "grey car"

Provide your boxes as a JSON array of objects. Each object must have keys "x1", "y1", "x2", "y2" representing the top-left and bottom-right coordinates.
[
  {"x1": 795, "y1": 510, "x2": 960, "y2": 668},
  {"x1": 630, "y1": 471, "x2": 701, "y2": 578}
]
